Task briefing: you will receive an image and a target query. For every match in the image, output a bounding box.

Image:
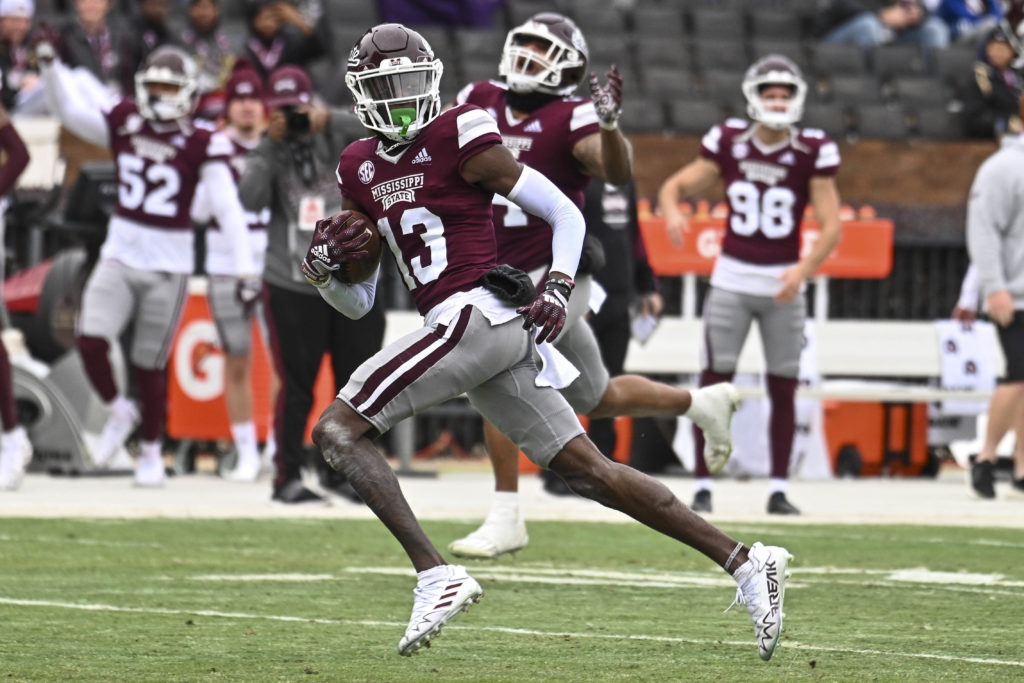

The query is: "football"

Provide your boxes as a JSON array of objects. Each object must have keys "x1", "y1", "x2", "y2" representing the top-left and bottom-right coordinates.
[{"x1": 333, "y1": 210, "x2": 383, "y2": 285}]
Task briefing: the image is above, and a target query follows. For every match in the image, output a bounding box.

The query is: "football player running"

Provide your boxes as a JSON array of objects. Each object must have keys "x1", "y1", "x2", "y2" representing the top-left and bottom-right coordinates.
[
  {"x1": 448, "y1": 12, "x2": 739, "y2": 560},
  {"x1": 40, "y1": 45, "x2": 258, "y2": 486},
  {"x1": 658, "y1": 55, "x2": 842, "y2": 515},
  {"x1": 307, "y1": 23, "x2": 791, "y2": 661},
  {"x1": 192, "y1": 68, "x2": 273, "y2": 483}
]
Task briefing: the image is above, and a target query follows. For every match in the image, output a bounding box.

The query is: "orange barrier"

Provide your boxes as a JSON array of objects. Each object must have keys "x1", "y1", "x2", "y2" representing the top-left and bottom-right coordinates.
[
  {"x1": 166, "y1": 292, "x2": 335, "y2": 444},
  {"x1": 638, "y1": 217, "x2": 894, "y2": 279}
]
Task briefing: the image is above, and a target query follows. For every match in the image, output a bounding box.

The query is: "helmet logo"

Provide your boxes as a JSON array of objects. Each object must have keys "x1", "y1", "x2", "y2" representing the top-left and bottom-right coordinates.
[
  {"x1": 358, "y1": 160, "x2": 375, "y2": 184},
  {"x1": 570, "y1": 29, "x2": 585, "y2": 52}
]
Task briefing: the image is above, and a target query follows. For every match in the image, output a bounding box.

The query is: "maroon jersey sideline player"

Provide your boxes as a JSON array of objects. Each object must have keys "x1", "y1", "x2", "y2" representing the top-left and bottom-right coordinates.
[
  {"x1": 40, "y1": 45, "x2": 258, "y2": 487},
  {"x1": 658, "y1": 55, "x2": 842, "y2": 516},
  {"x1": 448, "y1": 12, "x2": 739, "y2": 561},
  {"x1": 303, "y1": 23, "x2": 790, "y2": 662}
]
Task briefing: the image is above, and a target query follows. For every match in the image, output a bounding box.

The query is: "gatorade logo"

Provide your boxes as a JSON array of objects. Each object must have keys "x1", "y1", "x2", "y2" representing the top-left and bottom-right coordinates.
[
  {"x1": 696, "y1": 228, "x2": 721, "y2": 259},
  {"x1": 174, "y1": 319, "x2": 224, "y2": 402}
]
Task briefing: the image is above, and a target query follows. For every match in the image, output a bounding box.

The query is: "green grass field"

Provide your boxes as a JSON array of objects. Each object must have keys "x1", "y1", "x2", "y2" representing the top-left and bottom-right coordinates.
[{"x1": 1, "y1": 518, "x2": 1021, "y2": 682}]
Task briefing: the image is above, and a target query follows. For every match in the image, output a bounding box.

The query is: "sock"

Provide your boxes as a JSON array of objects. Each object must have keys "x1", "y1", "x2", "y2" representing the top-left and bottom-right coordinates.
[
  {"x1": 767, "y1": 374, "x2": 798, "y2": 479},
  {"x1": 77, "y1": 335, "x2": 118, "y2": 403},
  {"x1": 231, "y1": 421, "x2": 260, "y2": 465},
  {"x1": 139, "y1": 440, "x2": 162, "y2": 463},
  {"x1": 134, "y1": 367, "x2": 166, "y2": 442},
  {"x1": 490, "y1": 491, "x2": 520, "y2": 520},
  {"x1": 694, "y1": 477, "x2": 713, "y2": 493},
  {"x1": 417, "y1": 564, "x2": 451, "y2": 584},
  {"x1": 768, "y1": 478, "x2": 787, "y2": 495},
  {"x1": 0, "y1": 339, "x2": 17, "y2": 430}
]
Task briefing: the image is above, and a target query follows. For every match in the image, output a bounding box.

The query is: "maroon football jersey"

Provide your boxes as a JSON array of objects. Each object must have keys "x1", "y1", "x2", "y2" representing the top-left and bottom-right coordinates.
[
  {"x1": 106, "y1": 98, "x2": 232, "y2": 230},
  {"x1": 456, "y1": 80, "x2": 600, "y2": 272},
  {"x1": 337, "y1": 105, "x2": 503, "y2": 315},
  {"x1": 700, "y1": 119, "x2": 840, "y2": 265}
]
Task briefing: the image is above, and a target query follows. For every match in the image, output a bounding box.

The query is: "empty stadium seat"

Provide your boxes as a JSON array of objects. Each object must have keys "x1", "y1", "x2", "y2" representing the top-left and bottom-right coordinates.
[
  {"x1": 801, "y1": 102, "x2": 847, "y2": 138},
  {"x1": 631, "y1": 7, "x2": 686, "y2": 38},
  {"x1": 588, "y1": 39, "x2": 633, "y2": 75},
  {"x1": 749, "y1": 39, "x2": 808, "y2": 70},
  {"x1": 635, "y1": 37, "x2": 692, "y2": 70},
  {"x1": 642, "y1": 66, "x2": 696, "y2": 102},
  {"x1": 915, "y1": 108, "x2": 965, "y2": 140},
  {"x1": 749, "y1": 8, "x2": 803, "y2": 40},
  {"x1": 810, "y1": 43, "x2": 867, "y2": 77},
  {"x1": 891, "y1": 75, "x2": 948, "y2": 107},
  {"x1": 325, "y1": 0, "x2": 379, "y2": 27},
  {"x1": 855, "y1": 104, "x2": 910, "y2": 140},
  {"x1": 702, "y1": 68, "x2": 745, "y2": 105},
  {"x1": 932, "y1": 46, "x2": 978, "y2": 97},
  {"x1": 871, "y1": 44, "x2": 927, "y2": 79},
  {"x1": 573, "y1": 7, "x2": 626, "y2": 37},
  {"x1": 621, "y1": 96, "x2": 668, "y2": 133},
  {"x1": 460, "y1": 55, "x2": 499, "y2": 86},
  {"x1": 507, "y1": 0, "x2": 572, "y2": 26},
  {"x1": 667, "y1": 100, "x2": 725, "y2": 134},
  {"x1": 827, "y1": 74, "x2": 884, "y2": 104},
  {"x1": 693, "y1": 38, "x2": 749, "y2": 72},
  {"x1": 688, "y1": 7, "x2": 745, "y2": 41},
  {"x1": 454, "y1": 27, "x2": 504, "y2": 62}
]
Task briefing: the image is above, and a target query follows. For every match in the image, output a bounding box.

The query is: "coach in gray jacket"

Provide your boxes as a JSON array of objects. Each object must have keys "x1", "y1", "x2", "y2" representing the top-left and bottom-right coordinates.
[
  {"x1": 238, "y1": 64, "x2": 384, "y2": 506},
  {"x1": 965, "y1": 121, "x2": 1024, "y2": 500}
]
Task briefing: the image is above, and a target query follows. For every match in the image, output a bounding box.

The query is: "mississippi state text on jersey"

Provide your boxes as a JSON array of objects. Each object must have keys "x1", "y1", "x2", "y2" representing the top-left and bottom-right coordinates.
[
  {"x1": 336, "y1": 104, "x2": 503, "y2": 315},
  {"x1": 456, "y1": 80, "x2": 599, "y2": 272},
  {"x1": 107, "y1": 98, "x2": 232, "y2": 230},
  {"x1": 700, "y1": 119, "x2": 840, "y2": 265}
]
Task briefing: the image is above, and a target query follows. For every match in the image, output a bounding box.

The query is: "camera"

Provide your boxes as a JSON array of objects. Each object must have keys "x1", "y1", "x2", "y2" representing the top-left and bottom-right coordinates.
[{"x1": 283, "y1": 106, "x2": 311, "y2": 135}]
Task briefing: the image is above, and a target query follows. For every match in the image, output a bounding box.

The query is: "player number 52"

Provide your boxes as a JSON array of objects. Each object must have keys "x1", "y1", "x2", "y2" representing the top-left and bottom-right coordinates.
[{"x1": 117, "y1": 153, "x2": 182, "y2": 218}]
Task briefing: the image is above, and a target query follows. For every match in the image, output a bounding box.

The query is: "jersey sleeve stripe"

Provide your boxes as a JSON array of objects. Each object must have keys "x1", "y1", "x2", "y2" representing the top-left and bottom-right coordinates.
[
  {"x1": 570, "y1": 102, "x2": 599, "y2": 131},
  {"x1": 815, "y1": 142, "x2": 840, "y2": 169},
  {"x1": 456, "y1": 109, "x2": 499, "y2": 148}
]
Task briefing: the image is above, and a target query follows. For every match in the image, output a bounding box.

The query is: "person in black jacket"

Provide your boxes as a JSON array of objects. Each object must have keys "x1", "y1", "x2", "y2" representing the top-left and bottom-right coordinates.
[
  {"x1": 58, "y1": 0, "x2": 124, "y2": 88},
  {"x1": 241, "y1": 0, "x2": 327, "y2": 83},
  {"x1": 963, "y1": 25, "x2": 1022, "y2": 139},
  {"x1": 119, "y1": 0, "x2": 179, "y2": 92},
  {"x1": 582, "y1": 177, "x2": 662, "y2": 461}
]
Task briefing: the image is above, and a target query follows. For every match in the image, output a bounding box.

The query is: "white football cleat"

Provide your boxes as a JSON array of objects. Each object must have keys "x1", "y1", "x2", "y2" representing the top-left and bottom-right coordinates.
[
  {"x1": 222, "y1": 456, "x2": 261, "y2": 483},
  {"x1": 397, "y1": 565, "x2": 482, "y2": 656},
  {"x1": 448, "y1": 513, "x2": 528, "y2": 559},
  {"x1": 93, "y1": 400, "x2": 139, "y2": 468},
  {"x1": 687, "y1": 383, "x2": 740, "y2": 475},
  {"x1": 134, "y1": 455, "x2": 166, "y2": 488},
  {"x1": 727, "y1": 542, "x2": 793, "y2": 661}
]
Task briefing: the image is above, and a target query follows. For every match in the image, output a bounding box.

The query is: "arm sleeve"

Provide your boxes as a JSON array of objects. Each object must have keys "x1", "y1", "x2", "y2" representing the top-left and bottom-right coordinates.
[
  {"x1": 956, "y1": 264, "x2": 980, "y2": 310},
  {"x1": 200, "y1": 160, "x2": 256, "y2": 276},
  {"x1": 316, "y1": 267, "x2": 378, "y2": 319},
  {"x1": 238, "y1": 138, "x2": 275, "y2": 213},
  {"x1": 41, "y1": 61, "x2": 110, "y2": 147},
  {"x1": 966, "y1": 155, "x2": 1013, "y2": 296},
  {"x1": 506, "y1": 165, "x2": 585, "y2": 278},
  {"x1": 0, "y1": 121, "x2": 29, "y2": 195}
]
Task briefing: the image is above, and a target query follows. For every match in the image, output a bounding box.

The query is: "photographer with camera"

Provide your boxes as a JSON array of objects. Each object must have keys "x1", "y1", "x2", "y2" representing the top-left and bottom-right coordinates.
[{"x1": 237, "y1": 64, "x2": 384, "y2": 505}]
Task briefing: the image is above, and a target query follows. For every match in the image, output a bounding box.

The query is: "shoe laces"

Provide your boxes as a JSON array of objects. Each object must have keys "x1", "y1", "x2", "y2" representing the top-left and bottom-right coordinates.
[{"x1": 723, "y1": 544, "x2": 768, "y2": 614}]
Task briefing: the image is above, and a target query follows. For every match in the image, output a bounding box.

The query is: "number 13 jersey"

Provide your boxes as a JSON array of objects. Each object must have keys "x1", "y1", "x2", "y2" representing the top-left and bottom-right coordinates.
[
  {"x1": 700, "y1": 119, "x2": 840, "y2": 296},
  {"x1": 105, "y1": 98, "x2": 234, "y2": 273},
  {"x1": 336, "y1": 105, "x2": 503, "y2": 316}
]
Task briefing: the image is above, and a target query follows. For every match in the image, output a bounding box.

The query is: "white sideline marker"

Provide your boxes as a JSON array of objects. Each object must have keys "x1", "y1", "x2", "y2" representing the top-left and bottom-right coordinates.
[{"x1": 0, "y1": 596, "x2": 1022, "y2": 669}]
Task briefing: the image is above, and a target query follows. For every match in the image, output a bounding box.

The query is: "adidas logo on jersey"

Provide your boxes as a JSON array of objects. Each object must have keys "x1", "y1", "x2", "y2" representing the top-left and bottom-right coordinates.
[
  {"x1": 311, "y1": 244, "x2": 329, "y2": 261},
  {"x1": 412, "y1": 148, "x2": 433, "y2": 164},
  {"x1": 523, "y1": 120, "x2": 543, "y2": 133},
  {"x1": 779, "y1": 151, "x2": 795, "y2": 166}
]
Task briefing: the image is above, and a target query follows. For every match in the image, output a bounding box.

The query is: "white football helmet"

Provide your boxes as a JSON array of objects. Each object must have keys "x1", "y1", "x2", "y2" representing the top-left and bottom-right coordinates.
[
  {"x1": 346, "y1": 23, "x2": 444, "y2": 143},
  {"x1": 134, "y1": 46, "x2": 199, "y2": 121},
  {"x1": 499, "y1": 12, "x2": 588, "y2": 96},
  {"x1": 742, "y1": 54, "x2": 807, "y2": 129}
]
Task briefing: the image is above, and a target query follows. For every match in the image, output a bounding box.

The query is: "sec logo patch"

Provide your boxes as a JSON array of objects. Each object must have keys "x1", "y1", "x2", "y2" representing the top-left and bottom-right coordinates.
[{"x1": 358, "y1": 160, "x2": 375, "y2": 184}]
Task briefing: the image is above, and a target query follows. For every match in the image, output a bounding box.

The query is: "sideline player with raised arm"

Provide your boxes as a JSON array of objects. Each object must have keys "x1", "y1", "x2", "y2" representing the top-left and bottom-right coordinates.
[
  {"x1": 192, "y1": 67, "x2": 273, "y2": 482},
  {"x1": 448, "y1": 12, "x2": 740, "y2": 560},
  {"x1": 304, "y1": 23, "x2": 791, "y2": 661},
  {"x1": 658, "y1": 55, "x2": 842, "y2": 515},
  {"x1": 39, "y1": 44, "x2": 258, "y2": 486}
]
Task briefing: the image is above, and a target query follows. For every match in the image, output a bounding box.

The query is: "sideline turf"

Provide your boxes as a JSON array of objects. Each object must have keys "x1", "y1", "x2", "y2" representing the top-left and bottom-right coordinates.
[{"x1": 0, "y1": 518, "x2": 1021, "y2": 681}]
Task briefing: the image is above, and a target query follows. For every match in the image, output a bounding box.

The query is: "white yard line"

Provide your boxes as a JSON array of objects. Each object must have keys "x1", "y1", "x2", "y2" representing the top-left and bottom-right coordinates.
[{"x1": 0, "y1": 596, "x2": 1021, "y2": 669}]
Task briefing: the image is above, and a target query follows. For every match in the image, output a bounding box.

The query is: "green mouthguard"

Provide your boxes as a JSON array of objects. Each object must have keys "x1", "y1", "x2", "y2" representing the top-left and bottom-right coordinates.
[{"x1": 391, "y1": 108, "x2": 415, "y2": 137}]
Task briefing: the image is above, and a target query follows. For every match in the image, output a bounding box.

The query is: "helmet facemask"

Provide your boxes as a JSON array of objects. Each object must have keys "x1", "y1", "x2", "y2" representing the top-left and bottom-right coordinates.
[
  {"x1": 742, "y1": 58, "x2": 807, "y2": 130},
  {"x1": 499, "y1": 21, "x2": 587, "y2": 96},
  {"x1": 135, "y1": 61, "x2": 199, "y2": 121},
  {"x1": 346, "y1": 58, "x2": 443, "y2": 143}
]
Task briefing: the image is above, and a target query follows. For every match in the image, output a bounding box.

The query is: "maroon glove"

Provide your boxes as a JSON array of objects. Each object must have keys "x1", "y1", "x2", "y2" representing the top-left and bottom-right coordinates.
[
  {"x1": 588, "y1": 64, "x2": 623, "y2": 128},
  {"x1": 517, "y1": 277, "x2": 574, "y2": 344},
  {"x1": 301, "y1": 211, "x2": 372, "y2": 286}
]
